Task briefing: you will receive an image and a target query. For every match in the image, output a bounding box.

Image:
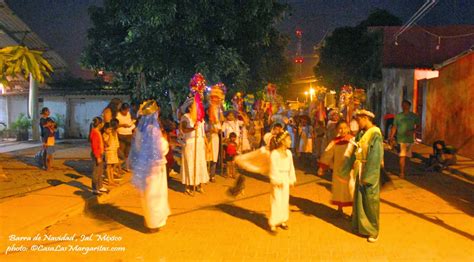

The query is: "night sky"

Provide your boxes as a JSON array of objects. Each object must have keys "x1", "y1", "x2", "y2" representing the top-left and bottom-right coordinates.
[{"x1": 6, "y1": 0, "x2": 474, "y2": 78}]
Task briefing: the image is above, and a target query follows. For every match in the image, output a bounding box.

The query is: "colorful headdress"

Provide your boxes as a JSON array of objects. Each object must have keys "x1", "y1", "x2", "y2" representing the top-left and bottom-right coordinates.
[
  {"x1": 210, "y1": 82, "x2": 226, "y2": 100},
  {"x1": 189, "y1": 73, "x2": 206, "y2": 94}
]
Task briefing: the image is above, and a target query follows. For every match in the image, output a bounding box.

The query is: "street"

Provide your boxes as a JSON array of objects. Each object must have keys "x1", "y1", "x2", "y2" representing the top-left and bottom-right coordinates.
[{"x1": 1, "y1": 144, "x2": 473, "y2": 261}]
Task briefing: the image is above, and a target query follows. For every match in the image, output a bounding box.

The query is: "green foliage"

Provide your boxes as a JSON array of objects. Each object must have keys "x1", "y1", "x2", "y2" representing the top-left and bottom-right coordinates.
[
  {"x1": 11, "y1": 113, "x2": 32, "y2": 131},
  {"x1": 81, "y1": 0, "x2": 292, "y2": 110},
  {"x1": 53, "y1": 114, "x2": 65, "y2": 128},
  {"x1": 0, "y1": 46, "x2": 53, "y2": 84},
  {"x1": 314, "y1": 9, "x2": 402, "y2": 91}
]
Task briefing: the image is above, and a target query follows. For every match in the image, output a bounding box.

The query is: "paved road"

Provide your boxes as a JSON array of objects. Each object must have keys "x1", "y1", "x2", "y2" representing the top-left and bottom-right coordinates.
[{"x1": 2, "y1": 150, "x2": 474, "y2": 261}]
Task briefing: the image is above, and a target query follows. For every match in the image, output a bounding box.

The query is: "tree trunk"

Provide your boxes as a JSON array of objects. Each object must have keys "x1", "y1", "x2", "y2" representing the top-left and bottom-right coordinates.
[
  {"x1": 169, "y1": 89, "x2": 178, "y2": 122},
  {"x1": 28, "y1": 74, "x2": 39, "y2": 141}
]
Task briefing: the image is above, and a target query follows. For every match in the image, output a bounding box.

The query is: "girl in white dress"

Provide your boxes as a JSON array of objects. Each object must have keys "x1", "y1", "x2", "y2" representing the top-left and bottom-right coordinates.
[
  {"x1": 268, "y1": 131, "x2": 297, "y2": 233},
  {"x1": 129, "y1": 100, "x2": 170, "y2": 233}
]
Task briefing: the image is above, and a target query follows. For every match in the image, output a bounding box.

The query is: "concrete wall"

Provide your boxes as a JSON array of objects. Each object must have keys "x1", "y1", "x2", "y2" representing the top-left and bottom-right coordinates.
[
  {"x1": 0, "y1": 94, "x2": 129, "y2": 138},
  {"x1": 366, "y1": 68, "x2": 416, "y2": 132},
  {"x1": 424, "y1": 53, "x2": 474, "y2": 158}
]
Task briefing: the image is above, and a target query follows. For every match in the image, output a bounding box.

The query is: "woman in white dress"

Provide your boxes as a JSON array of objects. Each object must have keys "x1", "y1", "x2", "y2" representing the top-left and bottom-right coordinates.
[
  {"x1": 129, "y1": 100, "x2": 170, "y2": 233},
  {"x1": 268, "y1": 131, "x2": 296, "y2": 233}
]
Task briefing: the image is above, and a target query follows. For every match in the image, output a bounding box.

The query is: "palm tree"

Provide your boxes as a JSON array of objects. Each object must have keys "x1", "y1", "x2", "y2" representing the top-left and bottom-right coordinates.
[{"x1": 0, "y1": 45, "x2": 54, "y2": 140}]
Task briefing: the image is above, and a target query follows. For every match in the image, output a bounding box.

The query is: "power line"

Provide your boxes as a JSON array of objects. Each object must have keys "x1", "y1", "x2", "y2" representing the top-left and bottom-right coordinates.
[{"x1": 394, "y1": 0, "x2": 439, "y2": 40}]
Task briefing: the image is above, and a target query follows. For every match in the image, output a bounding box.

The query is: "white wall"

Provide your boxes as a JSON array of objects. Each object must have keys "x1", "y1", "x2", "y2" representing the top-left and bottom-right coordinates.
[
  {"x1": 0, "y1": 96, "x2": 8, "y2": 124},
  {"x1": 0, "y1": 94, "x2": 129, "y2": 138},
  {"x1": 380, "y1": 68, "x2": 415, "y2": 131}
]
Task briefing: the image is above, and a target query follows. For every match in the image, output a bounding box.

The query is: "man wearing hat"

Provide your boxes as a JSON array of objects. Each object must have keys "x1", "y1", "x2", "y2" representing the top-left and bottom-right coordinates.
[{"x1": 342, "y1": 109, "x2": 383, "y2": 243}]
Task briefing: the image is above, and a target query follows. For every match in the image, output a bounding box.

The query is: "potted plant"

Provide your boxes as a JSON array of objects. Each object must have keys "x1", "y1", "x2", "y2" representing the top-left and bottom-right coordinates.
[{"x1": 11, "y1": 113, "x2": 31, "y2": 141}]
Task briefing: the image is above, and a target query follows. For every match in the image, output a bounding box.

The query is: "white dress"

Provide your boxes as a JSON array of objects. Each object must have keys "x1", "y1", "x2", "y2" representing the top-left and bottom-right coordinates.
[
  {"x1": 141, "y1": 136, "x2": 170, "y2": 229},
  {"x1": 269, "y1": 149, "x2": 296, "y2": 227},
  {"x1": 209, "y1": 122, "x2": 221, "y2": 162},
  {"x1": 241, "y1": 126, "x2": 251, "y2": 152},
  {"x1": 180, "y1": 114, "x2": 210, "y2": 185}
]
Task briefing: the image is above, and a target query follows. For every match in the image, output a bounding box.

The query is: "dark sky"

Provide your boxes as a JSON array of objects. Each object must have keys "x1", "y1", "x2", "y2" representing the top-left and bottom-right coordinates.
[{"x1": 6, "y1": 0, "x2": 474, "y2": 78}]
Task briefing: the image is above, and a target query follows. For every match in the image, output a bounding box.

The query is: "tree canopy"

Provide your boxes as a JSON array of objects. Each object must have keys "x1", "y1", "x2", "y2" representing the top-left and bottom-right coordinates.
[
  {"x1": 314, "y1": 9, "x2": 402, "y2": 91},
  {"x1": 81, "y1": 0, "x2": 292, "y2": 109}
]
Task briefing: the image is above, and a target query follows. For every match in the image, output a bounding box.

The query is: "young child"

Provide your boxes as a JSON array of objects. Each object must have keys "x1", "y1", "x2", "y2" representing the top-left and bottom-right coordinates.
[
  {"x1": 318, "y1": 121, "x2": 354, "y2": 215},
  {"x1": 102, "y1": 122, "x2": 120, "y2": 187},
  {"x1": 42, "y1": 118, "x2": 56, "y2": 170},
  {"x1": 297, "y1": 116, "x2": 313, "y2": 169},
  {"x1": 90, "y1": 117, "x2": 109, "y2": 195},
  {"x1": 269, "y1": 131, "x2": 296, "y2": 233},
  {"x1": 225, "y1": 132, "x2": 238, "y2": 178}
]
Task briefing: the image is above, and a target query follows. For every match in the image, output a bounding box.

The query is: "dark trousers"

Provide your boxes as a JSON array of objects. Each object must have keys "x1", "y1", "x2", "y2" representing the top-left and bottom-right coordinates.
[
  {"x1": 118, "y1": 134, "x2": 132, "y2": 161},
  {"x1": 210, "y1": 161, "x2": 217, "y2": 178},
  {"x1": 91, "y1": 153, "x2": 104, "y2": 191}
]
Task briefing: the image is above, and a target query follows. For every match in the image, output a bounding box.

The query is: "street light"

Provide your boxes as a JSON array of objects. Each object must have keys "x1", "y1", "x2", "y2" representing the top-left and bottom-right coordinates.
[
  {"x1": 309, "y1": 88, "x2": 315, "y2": 102},
  {"x1": 304, "y1": 91, "x2": 308, "y2": 103}
]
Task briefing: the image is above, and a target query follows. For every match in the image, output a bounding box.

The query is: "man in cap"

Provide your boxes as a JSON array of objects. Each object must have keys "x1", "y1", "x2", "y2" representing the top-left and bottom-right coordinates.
[{"x1": 342, "y1": 109, "x2": 383, "y2": 243}]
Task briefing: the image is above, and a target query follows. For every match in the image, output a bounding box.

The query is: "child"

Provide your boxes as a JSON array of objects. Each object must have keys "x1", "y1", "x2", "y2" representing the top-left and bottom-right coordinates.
[
  {"x1": 109, "y1": 119, "x2": 123, "y2": 179},
  {"x1": 90, "y1": 117, "x2": 109, "y2": 195},
  {"x1": 297, "y1": 116, "x2": 313, "y2": 169},
  {"x1": 41, "y1": 118, "x2": 56, "y2": 170},
  {"x1": 225, "y1": 132, "x2": 238, "y2": 178},
  {"x1": 269, "y1": 131, "x2": 296, "y2": 233},
  {"x1": 103, "y1": 122, "x2": 120, "y2": 187},
  {"x1": 318, "y1": 121, "x2": 354, "y2": 215}
]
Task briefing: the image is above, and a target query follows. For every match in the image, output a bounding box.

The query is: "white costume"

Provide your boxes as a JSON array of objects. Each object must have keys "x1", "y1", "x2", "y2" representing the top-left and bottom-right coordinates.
[
  {"x1": 269, "y1": 149, "x2": 296, "y2": 227},
  {"x1": 241, "y1": 126, "x2": 251, "y2": 152},
  {"x1": 222, "y1": 120, "x2": 242, "y2": 139},
  {"x1": 141, "y1": 138, "x2": 170, "y2": 229},
  {"x1": 180, "y1": 114, "x2": 210, "y2": 185},
  {"x1": 130, "y1": 104, "x2": 170, "y2": 230}
]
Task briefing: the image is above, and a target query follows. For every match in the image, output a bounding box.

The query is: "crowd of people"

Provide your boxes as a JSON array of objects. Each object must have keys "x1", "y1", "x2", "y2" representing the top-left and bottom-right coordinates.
[{"x1": 81, "y1": 80, "x2": 419, "y2": 243}]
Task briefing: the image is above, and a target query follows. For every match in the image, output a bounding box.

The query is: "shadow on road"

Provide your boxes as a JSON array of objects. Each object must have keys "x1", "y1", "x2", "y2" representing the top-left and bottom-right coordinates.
[
  {"x1": 86, "y1": 203, "x2": 148, "y2": 233},
  {"x1": 215, "y1": 203, "x2": 269, "y2": 232},
  {"x1": 289, "y1": 196, "x2": 353, "y2": 234},
  {"x1": 167, "y1": 176, "x2": 184, "y2": 193},
  {"x1": 384, "y1": 150, "x2": 474, "y2": 217},
  {"x1": 64, "y1": 160, "x2": 92, "y2": 178},
  {"x1": 381, "y1": 198, "x2": 474, "y2": 241}
]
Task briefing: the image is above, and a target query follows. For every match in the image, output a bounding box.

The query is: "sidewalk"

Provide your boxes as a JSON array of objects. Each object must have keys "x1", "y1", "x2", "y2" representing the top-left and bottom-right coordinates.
[
  {"x1": 411, "y1": 143, "x2": 474, "y2": 182},
  {"x1": 0, "y1": 169, "x2": 132, "y2": 251},
  {"x1": 0, "y1": 139, "x2": 132, "y2": 250}
]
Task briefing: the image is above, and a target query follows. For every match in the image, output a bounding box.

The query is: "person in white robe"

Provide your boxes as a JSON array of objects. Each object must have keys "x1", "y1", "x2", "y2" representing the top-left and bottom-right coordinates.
[
  {"x1": 180, "y1": 112, "x2": 209, "y2": 194},
  {"x1": 268, "y1": 131, "x2": 296, "y2": 233},
  {"x1": 129, "y1": 100, "x2": 170, "y2": 233}
]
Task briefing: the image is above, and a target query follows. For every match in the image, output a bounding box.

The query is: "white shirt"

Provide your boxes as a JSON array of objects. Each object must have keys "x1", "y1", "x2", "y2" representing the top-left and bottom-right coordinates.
[
  {"x1": 222, "y1": 120, "x2": 243, "y2": 138},
  {"x1": 116, "y1": 112, "x2": 135, "y2": 135}
]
